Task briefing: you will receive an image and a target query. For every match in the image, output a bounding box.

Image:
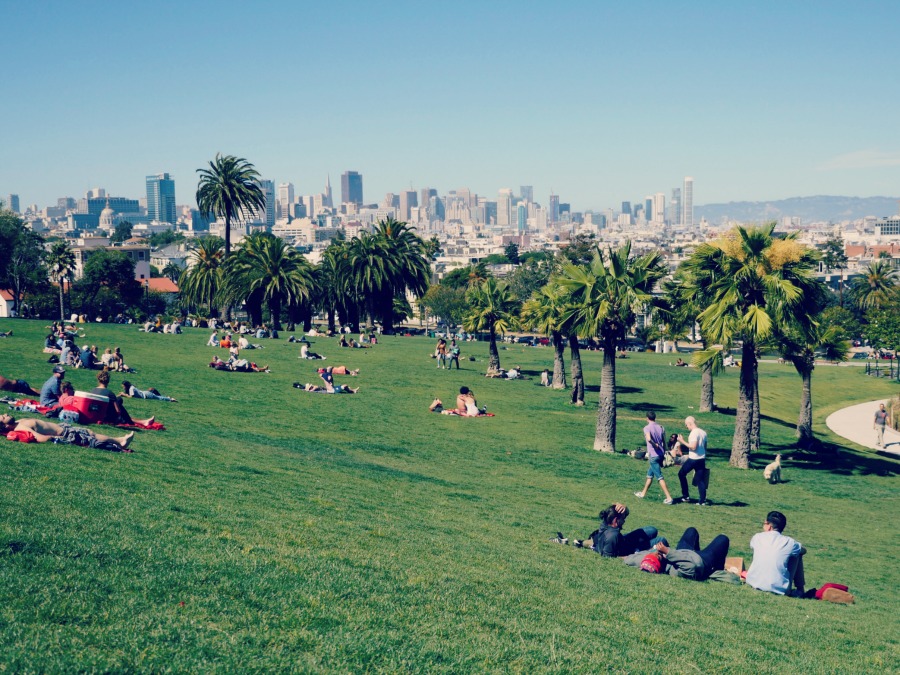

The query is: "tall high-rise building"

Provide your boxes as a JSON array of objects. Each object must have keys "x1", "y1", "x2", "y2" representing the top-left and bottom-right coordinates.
[
  {"x1": 644, "y1": 197, "x2": 653, "y2": 223},
  {"x1": 341, "y1": 171, "x2": 363, "y2": 206},
  {"x1": 652, "y1": 192, "x2": 666, "y2": 224},
  {"x1": 399, "y1": 190, "x2": 418, "y2": 221},
  {"x1": 324, "y1": 175, "x2": 333, "y2": 208},
  {"x1": 682, "y1": 177, "x2": 694, "y2": 228},
  {"x1": 516, "y1": 203, "x2": 527, "y2": 232},
  {"x1": 420, "y1": 188, "x2": 437, "y2": 210},
  {"x1": 58, "y1": 197, "x2": 77, "y2": 211},
  {"x1": 670, "y1": 188, "x2": 681, "y2": 226},
  {"x1": 549, "y1": 193, "x2": 560, "y2": 224},
  {"x1": 257, "y1": 179, "x2": 275, "y2": 229},
  {"x1": 6, "y1": 194, "x2": 19, "y2": 213},
  {"x1": 621, "y1": 201, "x2": 632, "y2": 216},
  {"x1": 146, "y1": 173, "x2": 176, "y2": 224},
  {"x1": 497, "y1": 188, "x2": 513, "y2": 226},
  {"x1": 277, "y1": 182, "x2": 295, "y2": 219},
  {"x1": 520, "y1": 186, "x2": 533, "y2": 203}
]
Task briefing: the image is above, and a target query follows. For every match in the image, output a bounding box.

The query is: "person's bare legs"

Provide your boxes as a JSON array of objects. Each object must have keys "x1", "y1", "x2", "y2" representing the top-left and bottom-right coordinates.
[
  {"x1": 658, "y1": 478, "x2": 674, "y2": 501},
  {"x1": 93, "y1": 430, "x2": 134, "y2": 448},
  {"x1": 636, "y1": 477, "x2": 653, "y2": 498}
]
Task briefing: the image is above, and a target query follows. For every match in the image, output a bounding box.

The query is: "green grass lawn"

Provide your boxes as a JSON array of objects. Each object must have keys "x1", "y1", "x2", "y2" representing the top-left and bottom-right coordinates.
[{"x1": 1, "y1": 319, "x2": 898, "y2": 673}]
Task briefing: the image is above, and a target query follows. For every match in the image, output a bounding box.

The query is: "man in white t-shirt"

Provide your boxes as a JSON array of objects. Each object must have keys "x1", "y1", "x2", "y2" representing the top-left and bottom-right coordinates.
[
  {"x1": 675, "y1": 416, "x2": 709, "y2": 505},
  {"x1": 746, "y1": 511, "x2": 806, "y2": 596}
]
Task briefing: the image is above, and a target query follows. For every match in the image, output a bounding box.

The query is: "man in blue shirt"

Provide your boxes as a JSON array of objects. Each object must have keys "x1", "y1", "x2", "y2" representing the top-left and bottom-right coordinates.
[
  {"x1": 746, "y1": 511, "x2": 805, "y2": 596},
  {"x1": 39, "y1": 365, "x2": 65, "y2": 407}
]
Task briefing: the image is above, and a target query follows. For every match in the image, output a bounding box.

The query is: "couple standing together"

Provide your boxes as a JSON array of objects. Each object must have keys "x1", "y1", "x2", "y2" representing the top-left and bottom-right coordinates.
[{"x1": 635, "y1": 411, "x2": 709, "y2": 506}]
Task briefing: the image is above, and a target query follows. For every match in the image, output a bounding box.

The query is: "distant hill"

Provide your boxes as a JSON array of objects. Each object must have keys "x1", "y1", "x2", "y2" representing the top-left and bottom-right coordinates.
[{"x1": 695, "y1": 196, "x2": 900, "y2": 224}]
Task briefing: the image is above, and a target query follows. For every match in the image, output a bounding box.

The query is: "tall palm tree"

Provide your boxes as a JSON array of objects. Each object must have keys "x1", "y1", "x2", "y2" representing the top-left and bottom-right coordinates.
[
  {"x1": 464, "y1": 278, "x2": 519, "y2": 374},
  {"x1": 347, "y1": 231, "x2": 393, "y2": 330},
  {"x1": 681, "y1": 224, "x2": 822, "y2": 467},
  {"x1": 162, "y1": 261, "x2": 183, "y2": 284},
  {"x1": 521, "y1": 284, "x2": 567, "y2": 389},
  {"x1": 776, "y1": 323, "x2": 850, "y2": 448},
  {"x1": 372, "y1": 218, "x2": 431, "y2": 333},
  {"x1": 222, "y1": 233, "x2": 314, "y2": 331},
  {"x1": 195, "y1": 154, "x2": 265, "y2": 258},
  {"x1": 46, "y1": 240, "x2": 75, "y2": 321},
  {"x1": 557, "y1": 242, "x2": 666, "y2": 452},
  {"x1": 179, "y1": 236, "x2": 225, "y2": 316},
  {"x1": 851, "y1": 259, "x2": 898, "y2": 311},
  {"x1": 317, "y1": 240, "x2": 354, "y2": 333}
]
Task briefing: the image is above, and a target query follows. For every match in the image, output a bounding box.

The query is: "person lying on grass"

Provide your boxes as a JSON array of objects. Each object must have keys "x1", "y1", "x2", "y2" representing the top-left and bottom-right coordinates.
[
  {"x1": 317, "y1": 368, "x2": 359, "y2": 393},
  {"x1": 428, "y1": 387, "x2": 490, "y2": 416},
  {"x1": 92, "y1": 371, "x2": 155, "y2": 427},
  {"x1": 120, "y1": 381, "x2": 177, "y2": 402},
  {"x1": 624, "y1": 527, "x2": 730, "y2": 581},
  {"x1": 0, "y1": 413, "x2": 134, "y2": 452},
  {"x1": 0, "y1": 374, "x2": 40, "y2": 397},
  {"x1": 208, "y1": 356, "x2": 270, "y2": 372},
  {"x1": 293, "y1": 382, "x2": 358, "y2": 394},
  {"x1": 552, "y1": 503, "x2": 661, "y2": 557}
]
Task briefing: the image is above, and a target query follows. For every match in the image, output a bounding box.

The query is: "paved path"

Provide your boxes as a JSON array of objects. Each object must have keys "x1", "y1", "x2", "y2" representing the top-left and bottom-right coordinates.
[{"x1": 825, "y1": 399, "x2": 900, "y2": 456}]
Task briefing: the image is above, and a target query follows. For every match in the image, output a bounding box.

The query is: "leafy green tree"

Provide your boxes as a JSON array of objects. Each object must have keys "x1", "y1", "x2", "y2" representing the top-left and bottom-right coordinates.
[
  {"x1": 521, "y1": 284, "x2": 567, "y2": 389},
  {"x1": 149, "y1": 229, "x2": 186, "y2": 248},
  {"x1": 222, "y1": 232, "x2": 314, "y2": 330},
  {"x1": 162, "y1": 262, "x2": 183, "y2": 284},
  {"x1": 179, "y1": 236, "x2": 225, "y2": 316},
  {"x1": 557, "y1": 233, "x2": 598, "y2": 266},
  {"x1": 196, "y1": 154, "x2": 265, "y2": 258},
  {"x1": 110, "y1": 221, "x2": 134, "y2": 244},
  {"x1": 76, "y1": 249, "x2": 141, "y2": 317},
  {"x1": 680, "y1": 224, "x2": 822, "y2": 467},
  {"x1": 441, "y1": 264, "x2": 491, "y2": 290},
  {"x1": 508, "y1": 256, "x2": 555, "y2": 304},
  {"x1": 820, "y1": 235, "x2": 848, "y2": 306},
  {"x1": 420, "y1": 284, "x2": 468, "y2": 332},
  {"x1": 504, "y1": 243, "x2": 520, "y2": 264},
  {"x1": 481, "y1": 253, "x2": 509, "y2": 265},
  {"x1": 777, "y1": 324, "x2": 849, "y2": 447},
  {"x1": 5, "y1": 228, "x2": 46, "y2": 315},
  {"x1": 819, "y1": 305, "x2": 863, "y2": 342},
  {"x1": 557, "y1": 242, "x2": 666, "y2": 452},
  {"x1": 46, "y1": 240, "x2": 76, "y2": 321},
  {"x1": 863, "y1": 307, "x2": 900, "y2": 355},
  {"x1": 850, "y1": 259, "x2": 898, "y2": 311},
  {"x1": 464, "y1": 278, "x2": 519, "y2": 374},
  {"x1": 423, "y1": 235, "x2": 442, "y2": 260}
]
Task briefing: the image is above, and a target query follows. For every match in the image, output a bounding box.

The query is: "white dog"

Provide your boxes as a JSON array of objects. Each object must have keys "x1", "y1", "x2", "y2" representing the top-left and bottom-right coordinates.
[{"x1": 764, "y1": 454, "x2": 782, "y2": 484}]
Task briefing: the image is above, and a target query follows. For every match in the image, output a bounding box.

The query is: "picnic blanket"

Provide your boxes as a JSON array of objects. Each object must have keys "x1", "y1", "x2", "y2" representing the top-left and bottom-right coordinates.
[{"x1": 116, "y1": 421, "x2": 166, "y2": 431}]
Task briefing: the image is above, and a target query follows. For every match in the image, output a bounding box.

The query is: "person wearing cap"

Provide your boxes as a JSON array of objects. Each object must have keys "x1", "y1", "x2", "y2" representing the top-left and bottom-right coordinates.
[
  {"x1": 40, "y1": 366, "x2": 66, "y2": 407},
  {"x1": 625, "y1": 526, "x2": 730, "y2": 581}
]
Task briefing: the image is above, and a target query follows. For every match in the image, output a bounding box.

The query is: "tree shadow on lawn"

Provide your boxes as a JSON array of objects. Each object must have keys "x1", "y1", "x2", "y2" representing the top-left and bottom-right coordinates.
[
  {"x1": 584, "y1": 384, "x2": 645, "y2": 394},
  {"x1": 761, "y1": 440, "x2": 898, "y2": 477},
  {"x1": 616, "y1": 401, "x2": 677, "y2": 413}
]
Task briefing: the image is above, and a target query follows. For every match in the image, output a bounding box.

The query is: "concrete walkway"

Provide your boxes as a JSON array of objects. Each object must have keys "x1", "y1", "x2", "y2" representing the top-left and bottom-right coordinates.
[{"x1": 825, "y1": 399, "x2": 900, "y2": 457}]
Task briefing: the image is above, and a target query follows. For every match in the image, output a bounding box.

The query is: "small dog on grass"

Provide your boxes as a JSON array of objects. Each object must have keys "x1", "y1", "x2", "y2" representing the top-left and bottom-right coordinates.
[{"x1": 764, "y1": 454, "x2": 782, "y2": 484}]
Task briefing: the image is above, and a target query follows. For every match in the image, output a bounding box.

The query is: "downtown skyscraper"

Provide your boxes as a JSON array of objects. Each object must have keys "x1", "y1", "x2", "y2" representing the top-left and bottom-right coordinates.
[
  {"x1": 146, "y1": 173, "x2": 176, "y2": 225},
  {"x1": 341, "y1": 171, "x2": 363, "y2": 206},
  {"x1": 682, "y1": 177, "x2": 694, "y2": 228}
]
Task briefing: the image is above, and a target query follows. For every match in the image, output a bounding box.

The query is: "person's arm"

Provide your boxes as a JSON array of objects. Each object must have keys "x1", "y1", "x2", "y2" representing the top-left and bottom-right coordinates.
[{"x1": 678, "y1": 430, "x2": 698, "y2": 451}]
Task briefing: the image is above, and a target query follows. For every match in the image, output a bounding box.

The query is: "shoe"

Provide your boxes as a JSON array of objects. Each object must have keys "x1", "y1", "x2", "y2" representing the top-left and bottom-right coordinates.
[
  {"x1": 550, "y1": 532, "x2": 568, "y2": 545},
  {"x1": 663, "y1": 498, "x2": 674, "y2": 505},
  {"x1": 573, "y1": 539, "x2": 584, "y2": 548},
  {"x1": 697, "y1": 500, "x2": 711, "y2": 506},
  {"x1": 679, "y1": 497, "x2": 693, "y2": 504},
  {"x1": 821, "y1": 588, "x2": 855, "y2": 604},
  {"x1": 633, "y1": 492, "x2": 645, "y2": 499}
]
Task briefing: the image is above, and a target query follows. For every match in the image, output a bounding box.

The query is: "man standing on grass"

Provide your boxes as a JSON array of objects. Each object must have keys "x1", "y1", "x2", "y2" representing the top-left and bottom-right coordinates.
[
  {"x1": 874, "y1": 403, "x2": 888, "y2": 447},
  {"x1": 634, "y1": 411, "x2": 675, "y2": 504},
  {"x1": 676, "y1": 416, "x2": 709, "y2": 505}
]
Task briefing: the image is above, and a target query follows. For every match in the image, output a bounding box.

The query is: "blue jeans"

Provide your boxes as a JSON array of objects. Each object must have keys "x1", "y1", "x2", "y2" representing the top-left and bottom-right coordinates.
[
  {"x1": 621, "y1": 526, "x2": 659, "y2": 555},
  {"x1": 678, "y1": 458, "x2": 707, "y2": 502},
  {"x1": 676, "y1": 527, "x2": 729, "y2": 579}
]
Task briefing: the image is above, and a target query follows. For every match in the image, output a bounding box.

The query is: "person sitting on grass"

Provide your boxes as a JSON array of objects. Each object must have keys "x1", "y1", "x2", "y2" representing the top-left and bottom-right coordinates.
[
  {"x1": 120, "y1": 381, "x2": 178, "y2": 402},
  {"x1": 0, "y1": 414, "x2": 134, "y2": 451},
  {"x1": 625, "y1": 526, "x2": 730, "y2": 581},
  {"x1": 674, "y1": 357, "x2": 688, "y2": 367},
  {"x1": 745, "y1": 511, "x2": 808, "y2": 597},
  {"x1": 300, "y1": 342, "x2": 326, "y2": 360},
  {"x1": 318, "y1": 367, "x2": 359, "y2": 393},
  {"x1": 554, "y1": 503, "x2": 661, "y2": 557},
  {"x1": 91, "y1": 370, "x2": 155, "y2": 427},
  {"x1": 457, "y1": 386, "x2": 484, "y2": 416},
  {"x1": 0, "y1": 374, "x2": 40, "y2": 398},
  {"x1": 207, "y1": 331, "x2": 220, "y2": 347}
]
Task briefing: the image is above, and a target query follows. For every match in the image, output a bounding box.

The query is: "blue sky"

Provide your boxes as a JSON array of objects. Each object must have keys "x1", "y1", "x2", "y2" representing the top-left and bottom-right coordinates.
[{"x1": 3, "y1": 1, "x2": 899, "y2": 212}]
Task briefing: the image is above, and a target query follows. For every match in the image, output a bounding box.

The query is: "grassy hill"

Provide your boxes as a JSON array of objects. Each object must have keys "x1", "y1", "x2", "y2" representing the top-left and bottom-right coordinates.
[{"x1": 0, "y1": 319, "x2": 897, "y2": 673}]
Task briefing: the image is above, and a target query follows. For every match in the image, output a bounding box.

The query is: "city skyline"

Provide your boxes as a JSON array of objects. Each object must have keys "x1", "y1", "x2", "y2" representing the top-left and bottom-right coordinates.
[{"x1": 3, "y1": 2, "x2": 899, "y2": 210}]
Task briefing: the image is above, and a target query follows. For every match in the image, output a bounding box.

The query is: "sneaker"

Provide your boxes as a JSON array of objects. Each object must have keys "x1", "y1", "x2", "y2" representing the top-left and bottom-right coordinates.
[
  {"x1": 821, "y1": 588, "x2": 855, "y2": 604},
  {"x1": 663, "y1": 498, "x2": 674, "y2": 505},
  {"x1": 697, "y1": 500, "x2": 711, "y2": 506},
  {"x1": 679, "y1": 497, "x2": 693, "y2": 504},
  {"x1": 634, "y1": 492, "x2": 645, "y2": 499},
  {"x1": 573, "y1": 540, "x2": 584, "y2": 549},
  {"x1": 550, "y1": 532, "x2": 568, "y2": 545}
]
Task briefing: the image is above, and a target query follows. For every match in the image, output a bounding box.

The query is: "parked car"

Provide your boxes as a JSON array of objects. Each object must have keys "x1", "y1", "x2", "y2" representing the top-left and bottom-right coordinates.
[{"x1": 851, "y1": 352, "x2": 869, "y2": 360}]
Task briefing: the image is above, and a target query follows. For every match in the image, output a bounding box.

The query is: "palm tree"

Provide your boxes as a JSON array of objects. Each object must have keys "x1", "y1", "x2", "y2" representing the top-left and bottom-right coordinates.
[
  {"x1": 777, "y1": 323, "x2": 850, "y2": 448},
  {"x1": 372, "y1": 218, "x2": 431, "y2": 333},
  {"x1": 162, "y1": 261, "x2": 182, "y2": 284},
  {"x1": 464, "y1": 278, "x2": 519, "y2": 374},
  {"x1": 317, "y1": 240, "x2": 355, "y2": 333},
  {"x1": 179, "y1": 236, "x2": 225, "y2": 316},
  {"x1": 222, "y1": 233, "x2": 315, "y2": 331},
  {"x1": 521, "y1": 284, "x2": 567, "y2": 389},
  {"x1": 347, "y1": 231, "x2": 393, "y2": 330},
  {"x1": 46, "y1": 240, "x2": 75, "y2": 321},
  {"x1": 850, "y1": 259, "x2": 898, "y2": 311},
  {"x1": 195, "y1": 154, "x2": 265, "y2": 258},
  {"x1": 557, "y1": 242, "x2": 666, "y2": 452},
  {"x1": 681, "y1": 224, "x2": 822, "y2": 467}
]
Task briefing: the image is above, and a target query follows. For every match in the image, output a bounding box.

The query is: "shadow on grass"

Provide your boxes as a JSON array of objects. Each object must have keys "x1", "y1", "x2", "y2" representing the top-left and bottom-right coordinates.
[
  {"x1": 764, "y1": 440, "x2": 899, "y2": 477},
  {"x1": 584, "y1": 384, "x2": 645, "y2": 394},
  {"x1": 617, "y1": 401, "x2": 677, "y2": 413}
]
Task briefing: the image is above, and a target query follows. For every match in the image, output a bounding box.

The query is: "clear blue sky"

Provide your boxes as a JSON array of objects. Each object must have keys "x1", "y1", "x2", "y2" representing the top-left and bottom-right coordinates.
[{"x1": 3, "y1": 0, "x2": 899, "y2": 212}]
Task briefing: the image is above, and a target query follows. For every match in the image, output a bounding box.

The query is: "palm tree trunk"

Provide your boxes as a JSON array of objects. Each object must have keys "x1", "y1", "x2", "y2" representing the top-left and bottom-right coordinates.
[
  {"x1": 488, "y1": 327, "x2": 501, "y2": 373},
  {"x1": 752, "y1": 358, "x2": 761, "y2": 453},
  {"x1": 551, "y1": 331, "x2": 567, "y2": 389},
  {"x1": 58, "y1": 277, "x2": 66, "y2": 322},
  {"x1": 327, "y1": 308, "x2": 336, "y2": 334},
  {"x1": 569, "y1": 334, "x2": 584, "y2": 405},
  {"x1": 224, "y1": 215, "x2": 232, "y2": 258},
  {"x1": 699, "y1": 359, "x2": 714, "y2": 412},
  {"x1": 731, "y1": 341, "x2": 756, "y2": 468},
  {"x1": 796, "y1": 366, "x2": 814, "y2": 448},
  {"x1": 269, "y1": 297, "x2": 282, "y2": 331},
  {"x1": 594, "y1": 335, "x2": 617, "y2": 452}
]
